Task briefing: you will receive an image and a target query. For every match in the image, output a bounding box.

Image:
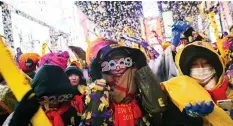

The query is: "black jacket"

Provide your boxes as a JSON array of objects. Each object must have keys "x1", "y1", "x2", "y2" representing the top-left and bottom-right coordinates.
[{"x1": 162, "y1": 99, "x2": 203, "y2": 126}]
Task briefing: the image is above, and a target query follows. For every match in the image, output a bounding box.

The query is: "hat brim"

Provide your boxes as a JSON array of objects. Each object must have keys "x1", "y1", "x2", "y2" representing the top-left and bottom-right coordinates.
[
  {"x1": 66, "y1": 68, "x2": 83, "y2": 77},
  {"x1": 97, "y1": 46, "x2": 139, "y2": 62}
]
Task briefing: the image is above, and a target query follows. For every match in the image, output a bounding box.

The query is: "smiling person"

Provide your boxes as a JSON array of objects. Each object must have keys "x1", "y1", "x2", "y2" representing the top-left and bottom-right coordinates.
[{"x1": 89, "y1": 39, "x2": 167, "y2": 126}]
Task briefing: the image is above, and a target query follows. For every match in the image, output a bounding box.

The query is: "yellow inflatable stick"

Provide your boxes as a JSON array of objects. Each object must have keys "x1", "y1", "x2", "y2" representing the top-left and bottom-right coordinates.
[
  {"x1": 42, "y1": 42, "x2": 47, "y2": 56},
  {"x1": 162, "y1": 76, "x2": 233, "y2": 126},
  {"x1": 0, "y1": 38, "x2": 51, "y2": 126}
]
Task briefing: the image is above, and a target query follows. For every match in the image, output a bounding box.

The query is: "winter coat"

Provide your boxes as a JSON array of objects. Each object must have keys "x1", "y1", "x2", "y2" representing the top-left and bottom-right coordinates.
[
  {"x1": 168, "y1": 41, "x2": 233, "y2": 126},
  {"x1": 175, "y1": 41, "x2": 233, "y2": 101}
]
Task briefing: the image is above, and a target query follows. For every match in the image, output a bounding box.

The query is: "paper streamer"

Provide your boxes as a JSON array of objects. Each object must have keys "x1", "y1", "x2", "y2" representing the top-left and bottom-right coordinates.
[
  {"x1": 209, "y1": 12, "x2": 227, "y2": 64},
  {"x1": 124, "y1": 27, "x2": 134, "y2": 37},
  {"x1": 0, "y1": 37, "x2": 51, "y2": 126},
  {"x1": 209, "y1": 12, "x2": 220, "y2": 41},
  {"x1": 199, "y1": 2, "x2": 206, "y2": 19}
]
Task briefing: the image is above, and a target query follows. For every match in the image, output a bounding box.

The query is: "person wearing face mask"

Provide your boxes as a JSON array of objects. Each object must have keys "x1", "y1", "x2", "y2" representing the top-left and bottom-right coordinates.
[
  {"x1": 89, "y1": 40, "x2": 167, "y2": 126},
  {"x1": 178, "y1": 42, "x2": 233, "y2": 102},
  {"x1": 65, "y1": 66, "x2": 86, "y2": 114},
  {"x1": 171, "y1": 41, "x2": 233, "y2": 125}
]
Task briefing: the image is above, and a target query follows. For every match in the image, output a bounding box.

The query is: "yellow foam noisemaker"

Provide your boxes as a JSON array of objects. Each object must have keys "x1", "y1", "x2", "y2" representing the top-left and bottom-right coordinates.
[
  {"x1": 42, "y1": 43, "x2": 47, "y2": 56},
  {"x1": 162, "y1": 76, "x2": 233, "y2": 126},
  {"x1": 0, "y1": 37, "x2": 51, "y2": 126}
]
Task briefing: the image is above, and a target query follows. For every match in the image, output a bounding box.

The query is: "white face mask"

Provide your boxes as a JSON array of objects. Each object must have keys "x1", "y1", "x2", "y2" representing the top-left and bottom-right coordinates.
[{"x1": 190, "y1": 67, "x2": 216, "y2": 85}]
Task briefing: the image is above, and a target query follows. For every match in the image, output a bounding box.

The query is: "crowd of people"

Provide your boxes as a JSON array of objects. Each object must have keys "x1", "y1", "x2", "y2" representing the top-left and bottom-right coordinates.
[{"x1": 1, "y1": 17, "x2": 233, "y2": 126}]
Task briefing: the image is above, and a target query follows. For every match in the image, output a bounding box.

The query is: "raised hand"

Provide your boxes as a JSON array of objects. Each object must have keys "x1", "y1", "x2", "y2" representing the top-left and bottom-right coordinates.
[{"x1": 185, "y1": 101, "x2": 214, "y2": 118}]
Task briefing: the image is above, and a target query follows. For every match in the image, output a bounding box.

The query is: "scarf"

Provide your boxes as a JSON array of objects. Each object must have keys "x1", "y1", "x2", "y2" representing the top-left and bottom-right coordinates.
[
  {"x1": 111, "y1": 99, "x2": 142, "y2": 126},
  {"x1": 105, "y1": 68, "x2": 142, "y2": 126},
  {"x1": 46, "y1": 104, "x2": 70, "y2": 126},
  {"x1": 71, "y1": 94, "x2": 85, "y2": 114},
  {"x1": 207, "y1": 77, "x2": 228, "y2": 103}
]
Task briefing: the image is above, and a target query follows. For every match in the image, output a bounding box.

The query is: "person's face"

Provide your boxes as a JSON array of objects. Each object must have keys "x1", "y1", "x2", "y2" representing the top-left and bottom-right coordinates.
[
  {"x1": 109, "y1": 57, "x2": 128, "y2": 77},
  {"x1": 68, "y1": 74, "x2": 80, "y2": 86},
  {"x1": 191, "y1": 58, "x2": 211, "y2": 69}
]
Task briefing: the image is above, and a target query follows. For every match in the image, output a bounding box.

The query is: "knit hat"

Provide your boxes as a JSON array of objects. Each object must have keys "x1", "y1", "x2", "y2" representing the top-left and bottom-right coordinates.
[
  {"x1": 31, "y1": 64, "x2": 74, "y2": 97},
  {"x1": 179, "y1": 45, "x2": 223, "y2": 80},
  {"x1": 65, "y1": 66, "x2": 86, "y2": 85},
  {"x1": 38, "y1": 51, "x2": 69, "y2": 71},
  {"x1": 18, "y1": 53, "x2": 40, "y2": 73}
]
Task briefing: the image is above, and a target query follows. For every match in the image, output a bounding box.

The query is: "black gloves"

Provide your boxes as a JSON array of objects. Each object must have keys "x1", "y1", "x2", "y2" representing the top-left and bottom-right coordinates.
[
  {"x1": 131, "y1": 49, "x2": 148, "y2": 70},
  {"x1": 172, "y1": 51, "x2": 177, "y2": 62},
  {"x1": 184, "y1": 27, "x2": 194, "y2": 39},
  {"x1": 89, "y1": 58, "x2": 102, "y2": 81},
  {"x1": 9, "y1": 90, "x2": 39, "y2": 126}
]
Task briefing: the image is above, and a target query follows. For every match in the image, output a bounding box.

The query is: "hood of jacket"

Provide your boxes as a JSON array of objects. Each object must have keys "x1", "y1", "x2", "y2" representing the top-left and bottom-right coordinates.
[{"x1": 175, "y1": 41, "x2": 225, "y2": 88}]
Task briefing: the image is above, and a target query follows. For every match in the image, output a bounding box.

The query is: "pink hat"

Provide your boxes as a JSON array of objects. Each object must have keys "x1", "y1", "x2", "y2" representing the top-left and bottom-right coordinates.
[{"x1": 38, "y1": 51, "x2": 69, "y2": 71}]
